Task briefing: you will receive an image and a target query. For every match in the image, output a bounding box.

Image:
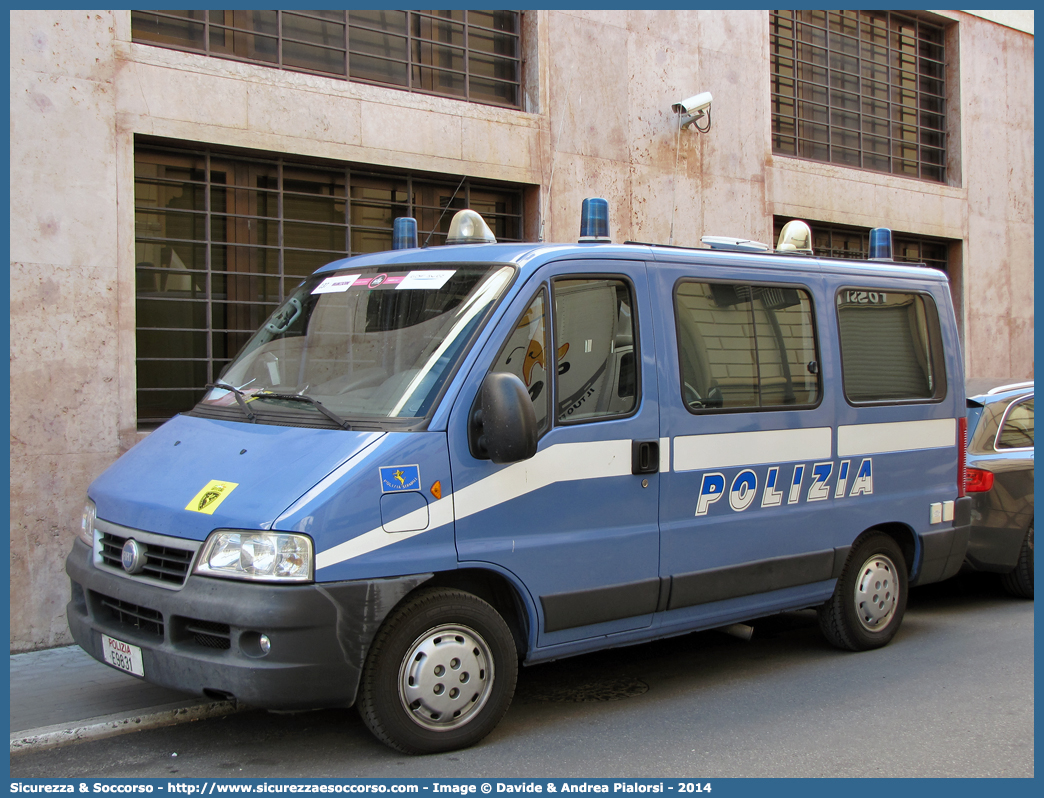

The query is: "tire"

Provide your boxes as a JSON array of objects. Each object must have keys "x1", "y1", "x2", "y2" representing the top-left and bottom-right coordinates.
[
  {"x1": 818, "y1": 531, "x2": 909, "y2": 651},
  {"x1": 357, "y1": 587, "x2": 518, "y2": 754},
  {"x1": 1000, "y1": 523, "x2": 1033, "y2": 599}
]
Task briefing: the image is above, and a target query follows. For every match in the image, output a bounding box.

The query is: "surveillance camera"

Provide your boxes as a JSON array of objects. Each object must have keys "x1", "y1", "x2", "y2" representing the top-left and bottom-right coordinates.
[
  {"x1": 672, "y1": 91, "x2": 713, "y2": 131},
  {"x1": 672, "y1": 92, "x2": 713, "y2": 117}
]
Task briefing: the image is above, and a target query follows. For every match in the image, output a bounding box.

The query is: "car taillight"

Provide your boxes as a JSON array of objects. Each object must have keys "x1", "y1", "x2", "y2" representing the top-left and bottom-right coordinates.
[
  {"x1": 957, "y1": 416, "x2": 967, "y2": 498},
  {"x1": 965, "y1": 467, "x2": 995, "y2": 493}
]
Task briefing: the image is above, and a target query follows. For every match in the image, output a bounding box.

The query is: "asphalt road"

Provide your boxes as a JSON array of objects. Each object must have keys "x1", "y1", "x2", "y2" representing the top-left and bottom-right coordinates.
[{"x1": 10, "y1": 572, "x2": 1033, "y2": 778}]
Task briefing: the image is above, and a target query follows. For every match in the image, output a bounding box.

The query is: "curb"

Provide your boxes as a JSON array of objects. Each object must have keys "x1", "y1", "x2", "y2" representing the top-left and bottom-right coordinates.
[{"x1": 10, "y1": 700, "x2": 241, "y2": 754}]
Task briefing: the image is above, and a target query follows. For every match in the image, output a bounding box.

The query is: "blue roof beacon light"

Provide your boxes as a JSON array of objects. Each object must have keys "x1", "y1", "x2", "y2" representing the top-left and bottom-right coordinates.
[
  {"x1": 392, "y1": 217, "x2": 419, "y2": 250},
  {"x1": 579, "y1": 197, "x2": 611, "y2": 243},
  {"x1": 868, "y1": 227, "x2": 894, "y2": 261}
]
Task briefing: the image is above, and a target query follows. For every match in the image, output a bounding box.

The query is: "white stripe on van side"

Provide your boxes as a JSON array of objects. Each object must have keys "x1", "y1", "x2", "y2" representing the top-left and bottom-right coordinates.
[
  {"x1": 453, "y1": 438, "x2": 633, "y2": 519},
  {"x1": 316, "y1": 496, "x2": 455, "y2": 570},
  {"x1": 837, "y1": 418, "x2": 956, "y2": 457},
  {"x1": 673, "y1": 428, "x2": 833, "y2": 472},
  {"x1": 316, "y1": 438, "x2": 633, "y2": 570}
]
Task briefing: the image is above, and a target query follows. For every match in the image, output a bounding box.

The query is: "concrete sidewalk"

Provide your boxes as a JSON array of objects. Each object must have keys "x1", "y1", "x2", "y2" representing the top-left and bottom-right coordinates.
[{"x1": 10, "y1": 645, "x2": 241, "y2": 754}]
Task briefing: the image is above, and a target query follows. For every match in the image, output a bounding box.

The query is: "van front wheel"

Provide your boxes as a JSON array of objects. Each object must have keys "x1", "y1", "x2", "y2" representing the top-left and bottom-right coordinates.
[
  {"x1": 357, "y1": 588, "x2": 517, "y2": 754},
  {"x1": 818, "y1": 532, "x2": 908, "y2": 651}
]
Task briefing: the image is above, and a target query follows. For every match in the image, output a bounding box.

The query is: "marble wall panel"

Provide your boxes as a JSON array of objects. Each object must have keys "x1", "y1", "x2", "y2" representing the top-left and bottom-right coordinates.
[
  {"x1": 545, "y1": 155, "x2": 632, "y2": 244},
  {"x1": 360, "y1": 103, "x2": 463, "y2": 162},
  {"x1": 624, "y1": 27, "x2": 702, "y2": 169},
  {"x1": 127, "y1": 65, "x2": 250, "y2": 132},
  {"x1": 11, "y1": 9, "x2": 116, "y2": 83},
  {"x1": 695, "y1": 10, "x2": 767, "y2": 57},
  {"x1": 966, "y1": 311, "x2": 1014, "y2": 379},
  {"x1": 245, "y1": 83, "x2": 362, "y2": 148},
  {"x1": 629, "y1": 162, "x2": 703, "y2": 248},
  {"x1": 461, "y1": 117, "x2": 542, "y2": 174},
  {"x1": 1007, "y1": 221, "x2": 1035, "y2": 322},
  {"x1": 545, "y1": 12, "x2": 630, "y2": 165},
  {"x1": 10, "y1": 453, "x2": 119, "y2": 651},
  {"x1": 10, "y1": 71, "x2": 118, "y2": 266}
]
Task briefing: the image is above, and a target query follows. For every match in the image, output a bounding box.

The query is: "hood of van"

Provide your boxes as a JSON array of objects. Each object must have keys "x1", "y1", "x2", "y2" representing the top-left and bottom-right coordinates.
[{"x1": 89, "y1": 415, "x2": 384, "y2": 541}]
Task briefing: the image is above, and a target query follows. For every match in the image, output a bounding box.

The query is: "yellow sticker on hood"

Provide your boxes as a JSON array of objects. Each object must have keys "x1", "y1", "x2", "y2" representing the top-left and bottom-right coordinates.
[{"x1": 186, "y1": 480, "x2": 239, "y2": 515}]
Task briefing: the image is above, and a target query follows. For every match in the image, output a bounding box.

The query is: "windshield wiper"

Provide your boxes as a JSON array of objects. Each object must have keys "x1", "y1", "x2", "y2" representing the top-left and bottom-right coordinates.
[
  {"x1": 205, "y1": 382, "x2": 257, "y2": 422},
  {"x1": 254, "y1": 391, "x2": 353, "y2": 430}
]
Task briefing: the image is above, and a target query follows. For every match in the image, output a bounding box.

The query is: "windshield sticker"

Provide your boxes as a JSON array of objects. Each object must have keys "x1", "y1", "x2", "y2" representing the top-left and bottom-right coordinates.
[
  {"x1": 380, "y1": 465, "x2": 421, "y2": 493},
  {"x1": 312, "y1": 275, "x2": 360, "y2": 294},
  {"x1": 185, "y1": 480, "x2": 239, "y2": 515},
  {"x1": 397, "y1": 270, "x2": 456, "y2": 291}
]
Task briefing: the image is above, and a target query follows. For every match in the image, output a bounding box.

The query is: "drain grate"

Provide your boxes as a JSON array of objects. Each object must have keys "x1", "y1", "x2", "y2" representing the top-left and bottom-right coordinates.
[{"x1": 519, "y1": 677, "x2": 649, "y2": 703}]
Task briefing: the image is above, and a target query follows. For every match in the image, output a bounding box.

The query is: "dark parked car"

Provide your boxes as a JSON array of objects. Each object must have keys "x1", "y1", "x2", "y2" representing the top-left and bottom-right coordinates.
[{"x1": 963, "y1": 380, "x2": 1034, "y2": 597}]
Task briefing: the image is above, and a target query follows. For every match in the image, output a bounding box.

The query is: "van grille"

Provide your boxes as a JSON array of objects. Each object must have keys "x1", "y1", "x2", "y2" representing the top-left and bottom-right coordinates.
[
  {"x1": 184, "y1": 618, "x2": 232, "y2": 650},
  {"x1": 99, "y1": 531, "x2": 195, "y2": 586},
  {"x1": 93, "y1": 592, "x2": 164, "y2": 638}
]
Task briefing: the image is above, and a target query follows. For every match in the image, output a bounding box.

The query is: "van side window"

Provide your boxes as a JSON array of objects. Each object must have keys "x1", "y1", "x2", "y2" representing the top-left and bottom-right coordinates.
[
  {"x1": 836, "y1": 289, "x2": 942, "y2": 403},
  {"x1": 674, "y1": 282, "x2": 819, "y2": 411},
  {"x1": 997, "y1": 398, "x2": 1033, "y2": 450},
  {"x1": 491, "y1": 290, "x2": 550, "y2": 432},
  {"x1": 553, "y1": 278, "x2": 638, "y2": 423}
]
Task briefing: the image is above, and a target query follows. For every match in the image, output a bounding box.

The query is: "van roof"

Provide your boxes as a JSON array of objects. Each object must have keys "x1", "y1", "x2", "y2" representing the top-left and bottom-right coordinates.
[{"x1": 313, "y1": 241, "x2": 951, "y2": 285}]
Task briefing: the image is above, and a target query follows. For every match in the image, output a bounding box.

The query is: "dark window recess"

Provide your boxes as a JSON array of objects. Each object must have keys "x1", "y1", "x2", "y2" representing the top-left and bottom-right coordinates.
[
  {"x1": 93, "y1": 593, "x2": 165, "y2": 638},
  {"x1": 134, "y1": 143, "x2": 524, "y2": 426},
  {"x1": 770, "y1": 10, "x2": 948, "y2": 182},
  {"x1": 131, "y1": 10, "x2": 522, "y2": 109},
  {"x1": 99, "y1": 531, "x2": 195, "y2": 585},
  {"x1": 772, "y1": 217, "x2": 951, "y2": 273},
  {"x1": 836, "y1": 289, "x2": 942, "y2": 403}
]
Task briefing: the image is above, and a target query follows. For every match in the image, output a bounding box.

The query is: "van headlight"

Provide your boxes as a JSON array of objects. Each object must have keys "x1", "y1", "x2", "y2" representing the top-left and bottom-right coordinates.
[
  {"x1": 78, "y1": 500, "x2": 97, "y2": 547},
  {"x1": 195, "y1": 531, "x2": 313, "y2": 582}
]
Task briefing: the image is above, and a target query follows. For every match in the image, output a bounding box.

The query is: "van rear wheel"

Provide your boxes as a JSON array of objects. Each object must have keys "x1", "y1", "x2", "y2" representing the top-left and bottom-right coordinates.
[
  {"x1": 819, "y1": 532, "x2": 908, "y2": 651},
  {"x1": 357, "y1": 588, "x2": 517, "y2": 754}
]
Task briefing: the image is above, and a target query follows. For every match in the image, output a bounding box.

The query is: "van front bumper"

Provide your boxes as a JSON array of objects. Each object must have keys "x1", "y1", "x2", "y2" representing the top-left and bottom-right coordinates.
[{"x1": 65, "y1": 539, "x2": 431, "y2": 709}]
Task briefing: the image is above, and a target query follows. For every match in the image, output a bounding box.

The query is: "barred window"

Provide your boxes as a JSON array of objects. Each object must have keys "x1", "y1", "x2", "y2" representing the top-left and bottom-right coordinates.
[
  {"x1": 134, "y1": 143, "x2": 524, "y2": 426},
  {"x1": 772, "y1": 218, "x2": 950, "y2": 273},
  {"x1": 131, "y1": 10, "x2": 522, "y2": 108},
  {"x1": 770, "y1": 10, "x2": 947, "y2": 182}
]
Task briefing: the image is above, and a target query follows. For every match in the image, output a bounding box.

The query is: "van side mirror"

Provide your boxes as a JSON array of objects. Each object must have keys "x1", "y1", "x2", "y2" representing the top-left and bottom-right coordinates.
[{"x1": 469, "y1": 372, "x2": 538, "y2": 464}]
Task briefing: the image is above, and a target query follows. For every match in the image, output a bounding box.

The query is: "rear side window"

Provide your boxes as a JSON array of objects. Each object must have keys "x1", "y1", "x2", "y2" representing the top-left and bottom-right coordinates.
[
  {"x1": 997, "y1": 397, "x2": 1033, "y2": 450},
  {"x1": 837, "y1": 289, "x2": 944, "y2": 403},
  {"x1": 674, "y1": 281, "x2": 820, "y2": 412}
]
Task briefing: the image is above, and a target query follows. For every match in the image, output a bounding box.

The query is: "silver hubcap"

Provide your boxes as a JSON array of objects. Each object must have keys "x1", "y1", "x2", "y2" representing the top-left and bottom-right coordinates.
[
  {"x1": 398, "y1": 624, "x2": 494, "y2": 731},
  {"x1": 854, "y1": 553, "x2": 899, "y2": 631}
]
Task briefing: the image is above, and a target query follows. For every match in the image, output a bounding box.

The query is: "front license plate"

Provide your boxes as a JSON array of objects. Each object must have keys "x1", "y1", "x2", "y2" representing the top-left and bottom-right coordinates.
[{"x1": 102, "y1": 635, "x2": 145, "y2": 677}]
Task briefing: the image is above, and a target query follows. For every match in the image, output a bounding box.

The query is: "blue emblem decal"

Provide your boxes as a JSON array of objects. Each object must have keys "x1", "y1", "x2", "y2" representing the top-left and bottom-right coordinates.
[{"x1": 380, "y1": 465, "x2": 421, "y2": 493}]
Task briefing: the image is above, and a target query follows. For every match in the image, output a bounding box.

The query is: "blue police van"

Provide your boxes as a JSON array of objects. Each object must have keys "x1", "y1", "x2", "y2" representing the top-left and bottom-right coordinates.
[{"x1": 67, "y1": 202, "x2": 971, "y2": 753}]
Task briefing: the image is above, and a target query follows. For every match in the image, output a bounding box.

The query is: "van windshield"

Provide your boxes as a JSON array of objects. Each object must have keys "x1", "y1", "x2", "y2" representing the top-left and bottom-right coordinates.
[{"x1": 195, "y1": 263, "x2": 515, "y2": 427}]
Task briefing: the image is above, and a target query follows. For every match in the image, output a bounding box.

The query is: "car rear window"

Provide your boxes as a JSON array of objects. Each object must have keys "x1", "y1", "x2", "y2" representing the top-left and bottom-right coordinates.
[{"x1": 997, "y1": 397, "x2": 1033, "y2": 450}]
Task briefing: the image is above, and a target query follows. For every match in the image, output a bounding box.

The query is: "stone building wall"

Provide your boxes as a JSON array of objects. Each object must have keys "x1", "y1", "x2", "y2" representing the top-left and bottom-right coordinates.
[{"x1": 9, "y1": 10, "x2": 1033, "y2": 650}]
